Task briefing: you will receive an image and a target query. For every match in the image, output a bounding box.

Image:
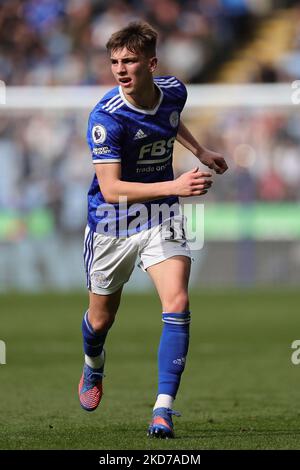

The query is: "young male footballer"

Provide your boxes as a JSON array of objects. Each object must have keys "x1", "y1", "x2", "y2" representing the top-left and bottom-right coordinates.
[{"x1": 79, "y1": 21, "x2": 228, "y2": 439}]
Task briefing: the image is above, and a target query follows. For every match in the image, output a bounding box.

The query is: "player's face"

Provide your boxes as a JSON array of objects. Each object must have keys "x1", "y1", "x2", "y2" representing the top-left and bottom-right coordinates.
[{"x1": 110, "y1": 47, "x2": 157, "y2": 95}]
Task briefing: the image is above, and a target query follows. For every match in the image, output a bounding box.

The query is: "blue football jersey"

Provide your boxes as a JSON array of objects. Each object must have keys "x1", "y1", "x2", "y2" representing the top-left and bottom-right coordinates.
[{"x1": 86, "y1": 76, "x2": 187, "y2": 237}]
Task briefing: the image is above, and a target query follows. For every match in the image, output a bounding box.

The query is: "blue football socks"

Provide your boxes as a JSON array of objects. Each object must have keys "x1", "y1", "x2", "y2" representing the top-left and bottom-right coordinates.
[
  {"x1": 82, "y1": 311, "x2": 107, "y2": 358},
  {"x1": 157, "y1": 312, "x2": 191, "y2": 398}
]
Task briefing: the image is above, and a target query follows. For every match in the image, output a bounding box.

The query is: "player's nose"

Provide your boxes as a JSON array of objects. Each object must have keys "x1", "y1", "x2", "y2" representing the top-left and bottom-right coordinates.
[{"x1": 116, "y1": 61, "x2": 126, "y2": 74}]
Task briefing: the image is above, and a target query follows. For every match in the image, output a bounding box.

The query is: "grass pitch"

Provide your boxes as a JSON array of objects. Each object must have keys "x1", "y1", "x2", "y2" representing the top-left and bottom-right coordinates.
[{"x1": 0, "y1": 289, "x2": 300, "y2": 450}]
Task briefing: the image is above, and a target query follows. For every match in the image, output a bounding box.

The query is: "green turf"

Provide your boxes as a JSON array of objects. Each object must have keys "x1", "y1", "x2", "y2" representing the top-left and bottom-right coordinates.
[{"x1": 1, "y1": 289, "x2": 300, "y2": 450}]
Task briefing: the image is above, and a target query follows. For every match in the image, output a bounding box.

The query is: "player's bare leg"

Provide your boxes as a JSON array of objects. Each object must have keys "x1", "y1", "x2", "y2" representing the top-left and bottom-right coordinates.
[
  {"x1": 147, "y1": 255, "x2": 190, "y2": 313},
  {"x1": 88, "y1": 288, "x2": 123, "y2": 334},
  {"x1": 79, "y1": 288, "x2": 123, "y2": 411},
  {"x1": 146, "y1": 255, "x2": 191, "y2": 438}
]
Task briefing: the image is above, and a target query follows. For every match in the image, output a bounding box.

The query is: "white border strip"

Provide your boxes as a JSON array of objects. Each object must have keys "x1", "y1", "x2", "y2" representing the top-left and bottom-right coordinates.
[{"x1": 2, "y1": 83, "x2": 295, "y2": 109}]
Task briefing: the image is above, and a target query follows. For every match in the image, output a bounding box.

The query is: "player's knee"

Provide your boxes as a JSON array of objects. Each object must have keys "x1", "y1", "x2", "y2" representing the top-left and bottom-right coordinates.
[
  {"x1": 89, "y1": 313, "x2": 115, "y2": 334},
  {"x1": 163, "y1": 291, "x2": 189, "y2": 313}
]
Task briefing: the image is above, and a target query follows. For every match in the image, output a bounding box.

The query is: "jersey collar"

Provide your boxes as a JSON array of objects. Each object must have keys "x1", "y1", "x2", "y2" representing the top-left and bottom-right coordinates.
[{"x1": 118, "y1": 83, "x2": 163, "y2": 115}]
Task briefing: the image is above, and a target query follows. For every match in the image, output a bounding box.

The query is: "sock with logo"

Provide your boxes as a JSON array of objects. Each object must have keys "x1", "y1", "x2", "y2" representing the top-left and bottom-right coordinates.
[
  {"x1": 82, "y1": 311, "x2": 107, "y2": 369},
  {"x1": 156, "y1": 312, "x2": 191, "y2": 404}
]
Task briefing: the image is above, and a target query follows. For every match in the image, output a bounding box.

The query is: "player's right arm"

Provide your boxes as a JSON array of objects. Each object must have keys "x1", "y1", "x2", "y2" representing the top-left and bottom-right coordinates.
[
  {"x1": 95, "y1": 163, "x2": 212, "y2": 204},
  {"x1": 88, "y1": 109, "x2": 212, "y2": 203}
]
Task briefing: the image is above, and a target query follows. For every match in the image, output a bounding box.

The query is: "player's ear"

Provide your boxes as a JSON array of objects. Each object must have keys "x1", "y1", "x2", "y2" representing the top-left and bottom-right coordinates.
[{"x1": 148, "y1": 57, "x2": 157, "y2": 73}]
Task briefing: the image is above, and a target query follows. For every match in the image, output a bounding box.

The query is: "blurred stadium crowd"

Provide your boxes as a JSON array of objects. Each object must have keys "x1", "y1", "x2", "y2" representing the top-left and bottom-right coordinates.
[
  {"x1": 179, "y1": 107, "x2": 300, "y2": 203},
  {"x1": 1, "y1": 0, "x2": 299, "y2": 86},
  {"x1": 1, "y1": 0, "x2": 300, "y2": 289},
  {"x1": 2, "y1": 103, "x2": 299, "y2": 289},
  {"x1": 1, "y1": 106, "x2": 299, "y2": 234}
]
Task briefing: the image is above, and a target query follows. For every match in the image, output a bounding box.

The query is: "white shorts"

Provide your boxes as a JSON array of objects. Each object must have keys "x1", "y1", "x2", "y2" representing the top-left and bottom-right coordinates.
[{"x1": 83, "y1": 216, "x2": 192, "y2": 295}]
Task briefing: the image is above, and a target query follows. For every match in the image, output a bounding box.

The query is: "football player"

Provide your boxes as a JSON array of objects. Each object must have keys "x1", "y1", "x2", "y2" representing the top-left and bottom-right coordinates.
[{"x1": 79, "y1": 21, "x2": 228, "y2": 439}]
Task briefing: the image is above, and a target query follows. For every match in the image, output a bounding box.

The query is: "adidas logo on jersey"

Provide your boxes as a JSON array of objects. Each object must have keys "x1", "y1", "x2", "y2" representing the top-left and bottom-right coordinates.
[{"x1": 134, "y1": 129, "x2": 148, "y2": 140}]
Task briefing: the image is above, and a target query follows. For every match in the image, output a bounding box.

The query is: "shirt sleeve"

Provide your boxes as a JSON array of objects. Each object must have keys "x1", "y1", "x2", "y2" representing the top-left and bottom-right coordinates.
[
  {"x1": 87, "y1": 110, "x2": 124, "y2": 164},
  {"x1": 174, "y1": 78, "x2": 188, "y2": 112}
]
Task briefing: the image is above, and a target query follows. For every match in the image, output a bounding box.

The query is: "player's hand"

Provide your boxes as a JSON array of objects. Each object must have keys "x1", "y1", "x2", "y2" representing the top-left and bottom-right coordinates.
[
  {"x1": 173, "y1": 167, "x2": 212, "y2": 197},
  {"x1": 197, "y1": 148, "x2": 228, "y2": 174}
]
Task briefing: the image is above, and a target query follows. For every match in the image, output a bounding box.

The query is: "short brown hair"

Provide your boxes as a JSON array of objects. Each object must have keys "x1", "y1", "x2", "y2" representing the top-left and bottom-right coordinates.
[{"x1": 106, "y1": 21, "x2": 158, "y2": 57}]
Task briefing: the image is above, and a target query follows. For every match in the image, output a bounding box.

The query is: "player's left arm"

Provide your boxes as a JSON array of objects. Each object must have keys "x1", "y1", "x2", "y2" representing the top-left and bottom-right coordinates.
[{"x1": 176, "y1": 119, "x2": 228, "y2": 174}]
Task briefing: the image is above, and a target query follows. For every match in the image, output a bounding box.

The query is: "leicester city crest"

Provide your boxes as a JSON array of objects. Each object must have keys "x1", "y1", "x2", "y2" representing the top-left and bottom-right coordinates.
[
  {"x1": 169, "y1": 111, "x2": 179, "y2": 128},
  {"x1": 92, "y1": 271, "x2": 110, "y2": 288},
  {"x1": 92, "y1": 124, "x2": 107, "y2": 144}
]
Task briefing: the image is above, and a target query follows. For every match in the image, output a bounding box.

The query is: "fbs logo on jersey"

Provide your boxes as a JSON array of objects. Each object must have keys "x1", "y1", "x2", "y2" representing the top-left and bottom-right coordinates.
[
  {"x1": 169, "y1": 111, "x2": 179, "y2": 128},
  {"x1": 92, "y1": 124, "x2": 107, "y2": 144},
  {"x1": 134, "y1": 129, "x2": 148, "y2": 140}
]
